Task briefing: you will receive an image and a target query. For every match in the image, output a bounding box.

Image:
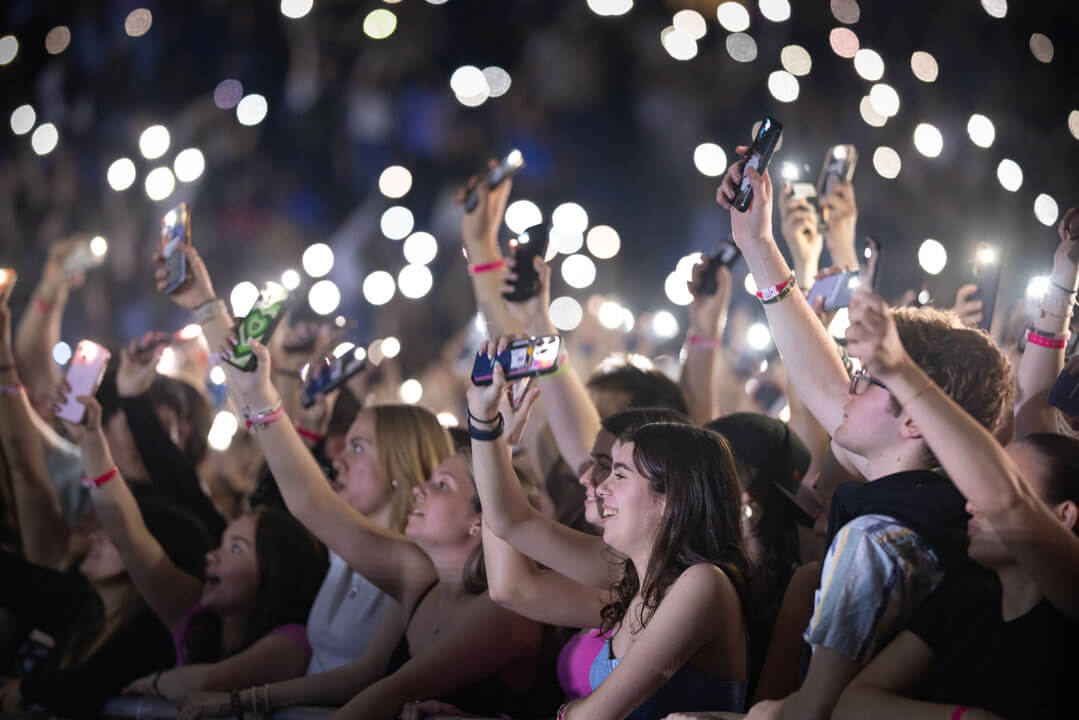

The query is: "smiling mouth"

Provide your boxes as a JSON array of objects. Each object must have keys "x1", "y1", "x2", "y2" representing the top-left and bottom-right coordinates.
[{"x1": 601, "y1": 506, "x2": 618, "y2": 519}]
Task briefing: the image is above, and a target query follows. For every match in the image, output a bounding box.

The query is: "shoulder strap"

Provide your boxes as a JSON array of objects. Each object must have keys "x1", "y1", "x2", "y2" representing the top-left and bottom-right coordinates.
[{"x1": 407, "y1": 580, "x2": 439, "y2": 624}]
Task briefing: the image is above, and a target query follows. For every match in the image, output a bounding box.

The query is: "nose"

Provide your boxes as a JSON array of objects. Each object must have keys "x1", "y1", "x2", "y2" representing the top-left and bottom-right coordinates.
[
  {"x1": 412, "y1": 484, "x2": 427, "y2": 503},
  {"x1": 965, "y1": 501, "x2": 977, "y2": 516},
  {"x1": 577, "y1": 463, "x2": 594, "y2": 489},
  {"x1": 594, "y1": 476, "x2": 611, "y2": 498}
]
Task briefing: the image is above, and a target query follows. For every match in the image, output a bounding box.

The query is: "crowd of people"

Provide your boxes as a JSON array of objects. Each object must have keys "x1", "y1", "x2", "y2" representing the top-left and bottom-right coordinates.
[{"x1": 1, "y1": 146, "x2": 1077, "y2": 720}]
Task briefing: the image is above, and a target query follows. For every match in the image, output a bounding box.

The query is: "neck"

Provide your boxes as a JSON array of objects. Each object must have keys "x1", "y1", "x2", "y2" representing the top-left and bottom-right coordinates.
[
  {"x1": 865, "y1": 440, "x2": 930, "y2": 480},
  {"x1": 995, "y1": 563, "x2": 1043, "y2": 621},
  {"x1": 368, "y1": 499, "x2": 395, "y2": 530},
  {"x1": 419, "y1": 540, "x2": 477, "y2": 589},
  {"x1": 220, "y1": 612, "x2": 246, "y2": 654},
  {"x1": 93, "y1": 577, "x2": 133, "y2": 617}
]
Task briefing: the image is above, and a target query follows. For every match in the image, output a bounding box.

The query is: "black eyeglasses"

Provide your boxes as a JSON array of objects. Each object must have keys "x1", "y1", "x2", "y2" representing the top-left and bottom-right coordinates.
[{"x1": 849, "y1": 368, "x2": 889, "y2": 396}]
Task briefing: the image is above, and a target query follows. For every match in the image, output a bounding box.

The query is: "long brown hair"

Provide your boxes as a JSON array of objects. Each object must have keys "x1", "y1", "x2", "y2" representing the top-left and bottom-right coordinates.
[
  {"x1": 371, "y1": 405, "x2": 454, "y2": 532},
  {"x1": 599, "y1": 423, "x2": 752, "y2": 635}
]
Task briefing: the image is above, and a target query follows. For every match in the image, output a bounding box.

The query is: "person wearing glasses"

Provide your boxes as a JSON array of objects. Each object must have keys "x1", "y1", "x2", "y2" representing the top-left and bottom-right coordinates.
[{"x1": 703, "y1": 155, "x2": 1014, "y2": 720}]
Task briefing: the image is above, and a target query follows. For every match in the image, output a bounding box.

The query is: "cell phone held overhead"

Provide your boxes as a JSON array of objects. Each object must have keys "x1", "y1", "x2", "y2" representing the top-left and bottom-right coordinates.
[
  {"x1": 816, "y1": 144, "x2": 858, "y2": 198},
  {"x1": 734, "y1": 116, "x2": 783, "y2": 213},
  {"x1": 63, "y1": 236, "x2": 109, "y2": 277},
  {"x1": 160, "y1": 203, "x2": 192, "y2": 295},
  {"x1": 471, "y1": 335, "x2": 562, "y2": 386},
  {"x1": 465, "y1": 150, "x2": 525, "y2": 213},
  {"x1": 224, "y1": 283, "x2": 291, "y2": 372},
  {"x1": 503, "y1": 224, "x2": 551, "y2": 302},
  {"x1": 56, "y1": 340, "x2": 111, "y2": 424},
  {"x1": 301, "y1": 347, "x2": 368, "y2": 408},
  {"x1": 970, "y1": 242, "x2": 1002, "y2": 332},
  {"x1": 695, "y1": 241, "x2": 742, "y2": 296}
]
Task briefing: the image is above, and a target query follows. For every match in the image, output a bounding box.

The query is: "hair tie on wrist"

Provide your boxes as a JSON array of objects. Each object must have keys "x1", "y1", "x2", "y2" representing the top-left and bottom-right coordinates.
[
  {"x1": 81, "y1": 467, "x2": 119, "y2": 489},
  {"x1": 295, "y1": 425, "x2": 325, "y2": 443},
  {"x1": 468, "y1": 412, "x2": 505, "y2": 442},
  {"x1": 467, "y1": 408, "x2": 500, "y2": 425},
  {"x1": 468, "y1": 259, "x2": 506, "y2": 276}
]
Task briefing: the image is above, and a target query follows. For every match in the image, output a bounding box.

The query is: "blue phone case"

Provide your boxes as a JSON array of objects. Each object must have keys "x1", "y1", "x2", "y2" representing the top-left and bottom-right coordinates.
[{"x1": 1048, "y1": 368, "x2": 1079, "y2": 417}]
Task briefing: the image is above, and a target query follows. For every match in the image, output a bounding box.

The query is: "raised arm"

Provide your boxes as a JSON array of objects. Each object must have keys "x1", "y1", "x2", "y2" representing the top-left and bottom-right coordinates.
[
  {"x1": 1014, "y1": 208, "x2": 1078, "y2": 438},
  {"x1": 717, "y1": 153, "x2": 859, "y2": 471},
  {"x1": 680, "y1": 262, "x2": 732, "y2": 425},
  {"x1": 467, "y1": 347, "x2": 616, "y2": 589},
  {"x1": 847, "y1": 289, "x2": 1079, "y2": 620}
]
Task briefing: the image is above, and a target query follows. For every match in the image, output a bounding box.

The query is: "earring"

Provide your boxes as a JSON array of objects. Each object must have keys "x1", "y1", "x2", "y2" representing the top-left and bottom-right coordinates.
[{"x1": 391, "y1": 479, "x2": 398, "y2": 489}]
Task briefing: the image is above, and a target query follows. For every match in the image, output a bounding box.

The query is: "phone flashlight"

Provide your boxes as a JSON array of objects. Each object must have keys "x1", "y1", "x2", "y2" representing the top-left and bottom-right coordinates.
[{"x1": 781, "y1": 162, "x2": 800, "y2": 182}]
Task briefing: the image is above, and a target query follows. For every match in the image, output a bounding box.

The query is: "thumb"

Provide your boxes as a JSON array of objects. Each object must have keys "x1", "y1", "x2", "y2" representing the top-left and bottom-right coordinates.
[
  {"x1": 250, "y1": 339, "x2": 271, "y2": 365},
  {"x1": 745, "y1": 164, "x2": 766, "y2": 192}
]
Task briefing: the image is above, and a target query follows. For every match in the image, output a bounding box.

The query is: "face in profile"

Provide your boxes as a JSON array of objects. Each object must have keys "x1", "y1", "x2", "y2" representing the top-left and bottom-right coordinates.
[
  {"x1": 595, "y1": 440, "x2": 666, "y2": 559},
  {"x1": 579, "y1": 429, "x2": 618, "y2": 527},
  {"x1": 405, "y1": 454, "x2": 481, "y2": 547},
  {"x1": 834, "y1": 380, "x2": 898, "y2": 457},
  {"x1": 332, "y1": 410, "x2": 394, "y2": 516},
  {"x1": 79, "y1": 530, "x2": 127, "y2": 583},
  {"x1": 201, "y1": 514, "x2": 261, "y2": 614}
]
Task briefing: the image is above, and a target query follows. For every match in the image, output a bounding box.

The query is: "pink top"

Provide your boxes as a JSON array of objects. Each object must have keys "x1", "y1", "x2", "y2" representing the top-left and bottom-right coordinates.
[
  {"x1": 172, "y1": 602, "x2": 312, "y2": 667},
  {"x1": 556, "y1": 628, "x2": 609, "y2": 700}
]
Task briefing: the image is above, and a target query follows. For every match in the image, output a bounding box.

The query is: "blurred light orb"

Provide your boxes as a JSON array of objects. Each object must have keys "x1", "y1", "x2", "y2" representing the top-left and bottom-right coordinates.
[
  {"x1": 910, "y1": 51, "x2": 939, "y2": 82},
  {"x1": 10, "y1": 104, "x2": 35, "y2": 135},
  {"x1": 918, "y1": 239, "x2": 947, "y2": 275},
  {"x1": 1034, "y1": 194, "x2": 1059, "y2": 226},
  {"x1": 552, "y1": 203, "x2": 589, "y2": 236},
  {"x1": 676, "y1": 252, "x2": 703, "y2": 280},
  {"x1": 966, "y1": 114, "x2": 995, "y2": 148},
  {"x1": 230, "y1": 282, "x2": 260, "y2": 316},
  {"x1": 437, "y1": 413, "x2": 459, "y2": 428},
  {"x1": 693, "y1": 143, "x2": 728, "y2": 177},
  {"x1": 747, "y1": 323, "x2": 772, "y2": 351},
  {"x1": 830, "y1": 0, "x2": 860, "y2": 23},
  {"x1": 52, "y1": 341, "x2": 72, "y2": 365},
  {"x1": 308, "y1": 280, "x2": 341, "y2": 315},
  {"x1": 208, "y1": 411, "x2": 239, "y2": 451},
  {"x1": 302, "y1": 243, "x2": 335, "y2": 277},
  {"x1": 665, "y1": 272, "x2": 694, "y2": 306},
  {"x1": 0, "y1": 35, "x2": 18, "y2": 65},
  {"x1": 378, "y1": 165, "x2": 412, "y2": 199},
  {"x1": 398, "y1": 264, "x2": 434, "y2": 299},
  {"x1": 759, "y1": 0, "x2": 791, "y2": 22},
  {"x1": 561, "y1": 254, "x2": 597, "y2": 289},
  {"x1": 661, "y1": 26, "x2": 698, "y2": 61},
  {"x1": 363, "y1": 9, "x2": 397, "y2": 39},
  {"x1": 403, "y1": 232, "x2": 438, "y2": 265},
  {"x1": 504, "y1": 200, "x2": 543, "y2": 234},
  {"x1": 236, "y1": 94, "x2": 268, "y2": 126},
  {"x1": 550, "y1": 296, "x2": 584, "y2": 331},
  {"x1": 107, "y1": 158, "x2": 137, "y2": 191},
  {"x1": 1070, "y1": 111, "x2": 1079, "y2": 141},
  {"x1": 363, "y1": 271, "x2": 396, "y2": 305},
  {"x1": 586, "y1": 0, "x2": 633, "y2": 17},
  {"x1": 483, "y1": 66, "x2": 512, "y2": 97},
  {"x1": 382, "y1": 337, "x2": 401, "y2": 358},
  {"x1": 996, "y1": 159, "x2": 1022, "y2": 192},
  {"x1": 400, "y1": 379, "x2": 422, "y2": 404},
  {"x1": 213, "y1": 79, "x2": 244, "y2": 109},
  {"x1": 281, "y1": 269, "x2": 301, "y2": 290},
  {"x1": 550, "y1": 227, "x2": 584, "y2": 255},
  {"x1": 853, "y1": 48, "x2": 884, "y2": 80},
  {"x1": 1029, "y1": 34, "x2": 1053, "y2": 63},
  {"x1": 280, "y1": 0, "x2": 314, "y2": 19},
  {"x1": 913, "y1": 123, "x2": 943, "y2": 158},
  {"x1": 598, "y1": 301, "x2": 625, "y2": 330},
  {"x1": 456, "y1": 91, "x2": 489, "y2": 108},
  {"x1": 981, "y1": 0, "x2": 1007, "y2": 18},
  {"x1": 209, "y1": 366, "x2": 226, "y2": 385},
  {"x1": 45, "y1": 26, "x2": 71, "y2": 54},
  {"x1": 829, "y1": 27, "x2": 859, "y2": 58},
  {"x1": 173, "y1": 148, "x2": 205, "y2": 183},
  {"x1": 829, "y1": 307, "x2": 851, "y2": 339},
  {"x1": 717, "y1": 2, "x2": 751, "y2": 32},
  {"x1": 918, "y1": 289, "x2": 932, "y2": 305},
  {"x1": 872, "y1": 146, "x2": 902, "y2": 179},
  {"x1": 125, "y1": 9, "x2": 153, "y2": 37},
  {"x1": 869, "y1": 83, "x2": 900, "y2": 117},
  {"x1": 780, "y1": 45, "x2": 812, "y2": 76},
  {"x1": 331, "y1": 342, "x2": 356, "y2": 359},
  {"x1": 586, "y1": 225, "x2": 621, "y2": 259},
  {"x1": 426, "y1": 0, "x2": 449, "y2": 4},
  {"x1": 450, "y1": 66, "x2": 488, "y2": 97},
  {"x1": 725, "y1": 33, "x2": 758, "y2": 62},
  {"x1": 673, "y1": 9, "x2": 707, "y2": 39},
  {"x1": 144, "y1": 166, "x2": 175, "y2": 200},
  {"x1": 652, "y1": 310, "x2": 680, "y2": 339},
  {"x1": 780, "y1": 162, "x2": 799, "y2": 181},
  {"x1": 767, "y1": 71, "x2": 799, "y2": 103},
  {"x1": 1026, "y1": 276, "x2": 1050, "y2": 300},
  {"x1": 620, "y1": 308, "x2": 635, "y2": 333},
  {"x1": 745, "y1": 273, "x2": 758, "y2": 295},
  {"x1": 380, "y1": 206, "x2": 415, "y2": 240},
  {"x1": 138, "y1": 125, "x2": 170, "y2": 159}
]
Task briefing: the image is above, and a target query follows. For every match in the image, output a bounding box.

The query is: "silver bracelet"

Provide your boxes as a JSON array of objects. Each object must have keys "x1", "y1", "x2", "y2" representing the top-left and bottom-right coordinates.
[{"x1": 193, "y1": 298, "x2": 229, "y2": 324}]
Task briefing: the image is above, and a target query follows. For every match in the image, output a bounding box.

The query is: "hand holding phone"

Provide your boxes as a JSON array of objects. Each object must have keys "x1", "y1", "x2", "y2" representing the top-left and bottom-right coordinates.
[
  {"x1": 62, "y1": 236, "x2": 108, "y2": 278},
  {"x1": 225, "y1": 284, "x2": 291, "y2": 371},
  {"x1": 465, "y1": 150, "x2": 525, "y2": 213},
  {"x1": 56, "y1": 340, "x2": 111, "y2": 424},
  {"x1": 471, "y1": 335, "x2": 562, "y2": 386},
  {"x1": 503, "y1": 225, "x2": 551, "y2": 302},
  {"x1": 733, "y1": 117, "x2": 783, "y2": 213},
  {"x1": 694, "y1": 242, "x2": 742, "y2": 297},
  {"x1": 969, "y1": 242, "x2": 1002, "y2": 332},
  {"x1": 301, "y1": 347, "x2": 367, "y2": 408},
  {"x1": 160, "y1": 203, "x2": 192, "y2": 295}
]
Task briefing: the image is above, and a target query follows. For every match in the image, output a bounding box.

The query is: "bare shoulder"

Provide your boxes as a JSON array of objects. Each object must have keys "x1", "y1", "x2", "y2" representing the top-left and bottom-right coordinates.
[{"x1": 671, "y1": 563, "x2": 741, "y2": 604}]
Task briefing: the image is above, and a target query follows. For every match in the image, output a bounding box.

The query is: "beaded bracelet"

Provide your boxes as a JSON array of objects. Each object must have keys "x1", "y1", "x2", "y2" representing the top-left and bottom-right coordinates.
[
  {"x1": 244, "y1": 401, "x2": 284, "y2": 431},
  {"x1": 761, "y1": 278, "x2": 798, "y2": 305}
]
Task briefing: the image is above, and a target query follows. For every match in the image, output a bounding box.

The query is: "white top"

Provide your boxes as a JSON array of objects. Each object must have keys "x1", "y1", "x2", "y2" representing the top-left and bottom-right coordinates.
[{"x1": 306, "y1": 550, "x2": 395, "y2": 675}]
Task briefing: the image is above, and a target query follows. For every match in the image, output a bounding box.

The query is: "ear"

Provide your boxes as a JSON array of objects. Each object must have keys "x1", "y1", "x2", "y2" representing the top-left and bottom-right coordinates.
[
  {"x1": 177, "y1": 419, "x2": 193, "y2": 447},
  {"x1": 468, "y1": 517, "x2": 482, "y2": 537},
  {"x1": 1055, "y1": 500, "x2": 1079, "y2": 534},
  {"x1": 899, "y1": 415, "x2": 923, "y2": 441}
]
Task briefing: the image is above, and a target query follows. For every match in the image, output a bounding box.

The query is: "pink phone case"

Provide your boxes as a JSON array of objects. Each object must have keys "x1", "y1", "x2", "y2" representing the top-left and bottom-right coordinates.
[{"x1": 56, "y1": 341, "x2": 111, "y2": 424}]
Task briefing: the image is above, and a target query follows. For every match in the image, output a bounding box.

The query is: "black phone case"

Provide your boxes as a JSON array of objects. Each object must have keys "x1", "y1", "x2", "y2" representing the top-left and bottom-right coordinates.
[
  {"x1": 503, "y1": 225, "x2": 550, "y2": 302},
  {"x1": 471, "y1": 336, "x2": 561, "y2": 386},
  {"x1": 734, "y1": 116, "x2": 783, "y2": 213},
  {"x1": 972, "y1": 251, "x2": 1003, "y2": 332},
  {"x1": 301, "y1": 351, "x2": 367, "y2": 408},
  {"x1": 696, "y1": 243, "x2": 742, "y2": 296},
  {"x1": 465, "y1": 153, "x2": 525, "y2": 212}
]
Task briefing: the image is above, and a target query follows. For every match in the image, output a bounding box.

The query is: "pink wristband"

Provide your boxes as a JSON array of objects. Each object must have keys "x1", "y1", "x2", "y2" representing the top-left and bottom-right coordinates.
[
  {"x1": 33, "y1": 297, "x2": 51, "y2": 314},
  {"x1": 468, "y1": 259, "x2": 506, "y2": 276},
  {"x1": 295, "y1": 425, "x2": 325, "y2": 443},
  {"x1": 1026, "y1": 329, "x2": 1067, "y2": 349},
  {"x1": 245, "y1": 403, "x2": 284, "y2": 431},
  {"x1": 81, "y1": 467, "x2": 119, "y2": 489},
  {"x1": 951, "y1": 706, "x2": 968, "y2": 720},
  {"x1": 687, "y1": 334, "x2": 722, "y2": 349},
  {"x1": 0, "y1": 383, "x2": 24, "y2": 395}
]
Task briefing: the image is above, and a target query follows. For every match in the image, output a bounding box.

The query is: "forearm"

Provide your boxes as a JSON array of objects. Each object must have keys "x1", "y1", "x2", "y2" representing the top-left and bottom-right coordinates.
[
  {"x1": 13, "y1": 287, "x2": 65, "y2": 398},
  {"x1": 834, "y1": 687, "x2": 964, "y2": 720},
  {"x1": 264, "y1": 656, "x2": 384, "y2": 710},
  {"x1": 681, "y1": 343, "x2": 719, "y2": 424},
  {"x1": 470, "y1": 432, "x2": 539, "y2": 538},
  {"x1": 333, "y1": 679, "x2": 410, "y2": 720},
  {"x1": 1014, "y1": 265, "x2": 1076, "y2": 437},
  {"x1": 784, "y1": 374, "x2": 831, "y2": 467},
  {"x1": 466, "y1": 240, "x2": 522, "y2": 339}
]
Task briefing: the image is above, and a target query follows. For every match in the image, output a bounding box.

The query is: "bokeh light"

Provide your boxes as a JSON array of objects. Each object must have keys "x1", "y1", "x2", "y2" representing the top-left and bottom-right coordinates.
[
  {"x1": 213, "y1": 79, "x2": 244, "y2": 109},
  {"x1": 661, "y1": 26, "x2": 698, "y2": 61},
  {"x1": 208, "y1": 411, "x2": 239, "y2": 452},
  {"x1": 550, "y1": 296, "x2": 584, "y2": 331},
  {"x1": 450, "y1": 66, "x2": 488, "y2": 98},
  {"x1": 780, "y1": 45, "x2": 812, "y2": 76},
  {"x1": 747, "y1": 323, "x2": 772, "y2": 351},
  {"x1": 52, "y1": 341, "x2": 72, "y2": 365},
  {"x1": 586, "y1": 226, "x2": 621, "y2": 259},
  {"x1": 90, "y1": 236, "x2": 108, "y2": 257},
  {"x1": 230, "y1": 281, "x2": 260, "y2": 316},
  {"x1": 913, "y1": 123, "x2": 943, "y2": 158},
  {"x1": 281, "y1": 269, "x2": 301, "y2": 290},
  {"x1": 483, "y1": 66, "x2": 512, "y2": 98},
  {"x1": 398, "y1": 264, "x2": 434, "y2": 299},
  {"x1": 138, "y1": 125, "x2": 170, "y2": 159},
  {"x1": 209, "y1": 366, "x2": 226, "y2": 385},
  {"x1": 125, "y1": 9, "x2": 153, "y2": 37},
  {"x1": 767, "y1": 71, "x2": 799, "y2": 103},
  {"x1": 552, "y1": 203, "x2": 589, "y2": 236},
  {"x1": 379, "y1": 165, "x2": 413, "y2": 198},
  {"x1": 437, "y1": 413, "x2": 459, "y2": 428},
  {"x1": 280, "y1": 0, "x2": 314, "y2": 19},
  {"x1": 693, "y1": 143, "x2": 727, "y2": 176},
  {"x1": 107, "y1": 158, "x2": 137, "y2": 191},
  {"x1": 400, "y1": 379, "x2": 423, "y2": 404},
  {"x1": 853, "y1": 48, "x2": 884, "y2": 81},
  {"x1": 236, "y1": 94, "x2": 268, "y2": 126},
  {"x1": 45, "y1": 26, "x2": 71, "y2": 55},
  {"x1": 725, "y1": 33, "x2": 758, "y2": 63},
  {"x1": 10, "y1": 104, "x2": 35, "y2": 135},
  {"x1": 173, "y1": 148, "x2": 205, "y2": 183},
  {"x1": 308, "y1": 280, "x2": 341, "y2": 315},
  {"x1": 996, "y1": 159, "x2": 1022, "y2": 192},
  {"x1": 382, "y1": 337, "x2": 401, "y2": 358},
  {"x1": 966, "y1": 114, "x2": 995, "y2": 148},
  {"x1": 561, "y1": 254, "x2": 597, "y2": 289},
  {"x1": 1029, "y1": 34, "x2": 1053, "y2": 63},
  {"x1": 652, "y1": 310, "x2": 680, "y2": 339},
  {"x1": 869, "y1": 83, "x2": 900, "y2": 117},
  {"x1": 830, "y1": 0, "x2": 860, "y2": 23},
  {"x1": 380, "y1": 206, "x2": 415, "y2": 240},
  {"x1": 1026, "y1": 276, "x2": 1050, "y2": 301},
  {"x1": 872, "y1": 146, "x2": 902, "y2": 179},
  {"x1": 363, "y1": 271, "x2": 396, "y2": 305},
  {"x1": 1070, "y1": 111, "x2": 1079, "y2": 141},
  {"x1": 759, "y1": 0, "x2": 791, "y2": 22},
  {"x1": 665, "y1": 272, "x2": 694, "y2": 306},
  {"x1": 1034, "y1": 194, "x2": 1059, "y2": 226},
  {"x1": 363, "y1": 9, "x2": 397, "y2": 39},
  {"x1": 586, "y1": 0, "x2": 633, "y2": 16},
  {"x1": 829, "y1": 28, "x2": 859, "y2": 58},
  {"x1": 910, "y1": 51, "x2": 939, "y2": 82},
  {"x1": 403, "y1": 232, "x2": 438, "y2": 265},
  {"x1": 598, "y1": 300, "x2": 625, "y2": 330},
  {"x1": 716, "y1": 2, "x2": 751, "y2": 32},
  {"x1": 981, "y1": 0, "x2": 1006, "y2": 19},
  {"x1": 302, "y1": 243, "x2": 335, "y2": 277},
  {"x1": 504, "y1": 200, "x2": 543, "y2": 234},
  {"x1": 918, "y1": 239, "x2": 947, "y2": 275},
  {"x1": 32, "y1": 124, "x2": 60, "y2": 155},
  {"x1": 0, "y1": 35, "x2": 18, "y2": 65},
  {"x1": 673, "y1": 9, "x2": 707, "y2": 39},
  {"x1": 551, "y1": 227, "x2": 584, "y2": 255}
]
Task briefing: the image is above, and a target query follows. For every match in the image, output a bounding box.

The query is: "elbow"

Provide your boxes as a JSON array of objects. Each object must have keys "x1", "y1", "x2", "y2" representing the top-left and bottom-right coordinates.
[
  {"x1": 485, "y1": 576, "x2": 515, "y2": 609},
  {"x1": 831, "y1": 686, "x2": 869, "y2": 720}
]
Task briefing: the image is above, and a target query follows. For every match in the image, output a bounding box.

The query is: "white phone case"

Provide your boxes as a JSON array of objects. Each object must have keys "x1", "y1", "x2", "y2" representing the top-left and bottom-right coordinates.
[{"x1": 56, "y1": 341, "x2": 111, "y2": 424}]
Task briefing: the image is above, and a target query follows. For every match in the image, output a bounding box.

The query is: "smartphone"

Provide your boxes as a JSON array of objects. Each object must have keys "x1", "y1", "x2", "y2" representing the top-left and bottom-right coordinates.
[
  {"x1": 56, "y1": 340, "x2": 111, "y2": 424},
  {"x1": 225, "y1": 284, "x2": 291, "y2": 371},
  {"x1": 734, "y1": 117, "x2": 783, "y2": 213},
  {"x1": 816, "y1": 145, "x2": 858, "y2": 198},
  {"x1": 970, "y1": 242, "x2": 1002, "y2": 332},
  {"x1": 807, "y1": 236, "x2": 881, "y2": 312},
  {"x1": 1048, "y1": 367, "x2": 1079, "y2": 417},
  {"x1": 471, "y1": 335, "x2": 562, "y2": 386},
  {"x1": 509, "y1": 376, "x2": 534, "y2": 411},
  {"x1": 464, "y1": 150, "x2": 525, "y2": 213},
  {"x1": 696, "y1": 241, "x2": 742, "y2": 296},
  {"x1": 301, "y1": 347, "x2": 367, "y2": 408},
  {"x1": 160, "y1": 203, "x2": 191, "y2": 295},
  {"x1": 0, "y1": 268, "x2": 16, "y2": 304},
  {"x1": 862, "y1": 235, "x2": 882, "y2": 290},
  {"x1": 503, "y1": 224, "x2": 551, "y2": 302},
  {"x1": 63, "y1": 237, "x2": 108, "y2": 277}
]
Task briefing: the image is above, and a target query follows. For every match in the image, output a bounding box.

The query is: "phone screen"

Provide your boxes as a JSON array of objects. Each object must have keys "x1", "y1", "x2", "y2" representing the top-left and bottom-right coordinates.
[
  {"x1": 57, "y1": 340, "x2": 111, "y2": 424},
  {"x1": 972, "y1": 243, "x2": 1002, "y2": 331},
  {"x1": 63, "y1": 237, "x2": 108, "y2": 277},
  {"x1": 816, "y1": 145, "x2": 858, "y2": 197},
  {"x1": 225, "y1": 284, "x2": 290, "y2": 371},
  {"x1": 161, "y1": 203, "x2": 191, "y2": 294}
]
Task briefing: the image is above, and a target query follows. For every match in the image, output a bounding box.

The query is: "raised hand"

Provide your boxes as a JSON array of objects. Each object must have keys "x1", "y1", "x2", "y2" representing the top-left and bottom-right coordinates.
[
  {"x1": 845, "y1": 289, "x2": 910, "y2": 379},
  {"x1": 778, "y1": 186, "x2": 823, "y2": 279},
  {"x1": 950, "y1": 283, "x2": 984, "y2": 327},
  {"x1": 1052, "y1": 206, "x2": 1079, "y2": 289},
  {"x1": 820, "y1": 181, "x2": 858, "y2": 268},
  {"x1": 501, "y1": 255, "x2": 555, "y2": 336},
  {"x1": 154, "y1": 243, "x2": 216, "y2": 311},
  {"x1": 466, "y1": 336, "x2": 524, "y2": 422},
  {"x1": 220, "y1": 338, "x2": 279, "y2": 412},
  {"x1": 716, "y1": 146, "x2": 775, "y2": 249},
  {"x1": 37, "y1": 236, "x2": 90, "y2": 300},
  {"x1": 457, "y1": 159, "x2": 514, "y2": 258},
  {"x1": 116, "y1": 331, "x2": 168, "y2": 397},
  {"x1": 687, "y1": 260, "x2": 732, "y2": 340}
]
